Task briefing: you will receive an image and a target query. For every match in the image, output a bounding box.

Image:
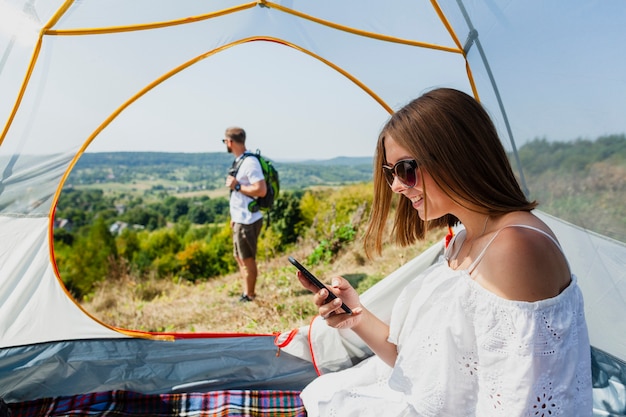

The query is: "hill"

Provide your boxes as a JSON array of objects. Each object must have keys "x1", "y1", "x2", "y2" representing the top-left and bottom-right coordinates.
[
  {"x1": 67, "y1": 136, "x2": 626, "y2": 241},
  {"x1": 71, "y1": 152, "x2": 373, "y2": 196},
  {"x1": 520, "y1": 135, "x2": 626, "y2": 241}
]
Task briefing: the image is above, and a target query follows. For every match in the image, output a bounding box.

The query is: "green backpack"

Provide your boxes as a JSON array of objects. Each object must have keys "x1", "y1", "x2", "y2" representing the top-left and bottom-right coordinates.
[{"x1": 232, "y1": 150, "x2": 280, "y2": 212}]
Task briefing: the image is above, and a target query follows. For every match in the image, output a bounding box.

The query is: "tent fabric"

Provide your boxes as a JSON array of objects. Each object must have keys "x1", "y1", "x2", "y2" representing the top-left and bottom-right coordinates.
[
  {"x1": 0, "y1": 216, "x2": 123, "y2": 348},
  {"x1": 1, "y1": 0, "x2": 625, "y2": 414},
  {"x1": 592, "y1": 348, "x2": 626, "y2": 417},
  {"x1": 0, "y1": 336, "x2": 318, "y2": 403},
  {"x1": 6, "y1": 352, "x2": 624, "y2": 417}
]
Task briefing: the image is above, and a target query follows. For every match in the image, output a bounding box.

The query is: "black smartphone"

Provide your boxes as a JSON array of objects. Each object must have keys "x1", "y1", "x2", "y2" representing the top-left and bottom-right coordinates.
[{"x1": 288, "y1": 256, "x2": 352, "y2": 314}]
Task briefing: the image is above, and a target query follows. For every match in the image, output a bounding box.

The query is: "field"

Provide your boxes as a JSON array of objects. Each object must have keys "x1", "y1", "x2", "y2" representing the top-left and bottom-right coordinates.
[{"x1": 82, "y1": 228, "x2": 446, "y2": 334}]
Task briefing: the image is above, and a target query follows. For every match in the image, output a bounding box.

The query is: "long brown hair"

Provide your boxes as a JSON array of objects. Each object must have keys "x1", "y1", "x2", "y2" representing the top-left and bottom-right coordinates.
[{"x1": 364, "y1": 88, "x2": 536, "y2": 256}]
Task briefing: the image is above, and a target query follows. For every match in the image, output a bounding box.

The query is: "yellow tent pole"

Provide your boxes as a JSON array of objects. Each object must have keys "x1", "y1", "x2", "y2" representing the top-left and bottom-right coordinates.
[
  {"x1": 264, "y1": 0, "x2": 462, "y2": 54},
  {"x1": 46, "y1": 0, "x2": 75, "y2": 28},
  {"x1": 272, "y1": 39, "x2": 395, "y2": 114},
  {"x1": 0, "y1": 0, "x2": 76, "y2": 147},
  {"x1": 45, "y1": 2, "x2": 258, "y2": 36},
  {"x1": 0, "y1": 38, "x2": 40, "y2": 147},
  {"x1": 45, "y1": 1, "x2": 461, "y2": 57},
  {"x1": 430, "y1": 0, "x2": 480, "y2": 101}
]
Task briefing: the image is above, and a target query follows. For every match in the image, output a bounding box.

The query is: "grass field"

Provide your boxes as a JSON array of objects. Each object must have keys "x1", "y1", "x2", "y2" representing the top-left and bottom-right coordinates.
[{"x1": 81, "y1": 229, "x2": 447, "y2": 334}]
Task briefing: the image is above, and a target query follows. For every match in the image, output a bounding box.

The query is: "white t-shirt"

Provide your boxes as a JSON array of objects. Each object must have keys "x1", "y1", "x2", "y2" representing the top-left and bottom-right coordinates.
[
  {"x1": 301, "y1": 226, "x2": 592, "y2": 416},
  {"x1": 229, "y1": 153, "x2": 265, "y2": 225}
]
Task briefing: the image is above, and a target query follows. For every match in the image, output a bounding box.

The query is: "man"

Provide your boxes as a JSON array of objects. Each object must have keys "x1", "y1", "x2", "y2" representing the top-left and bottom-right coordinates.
[{"x1": 223, "y1": 127, "x2": 267, "y2": 302}]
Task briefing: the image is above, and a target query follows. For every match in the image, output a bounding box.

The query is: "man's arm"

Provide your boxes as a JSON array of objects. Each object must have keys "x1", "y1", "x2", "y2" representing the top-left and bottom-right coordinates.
[
  {"x1": 227, "y1": 156, "x2": 267, "y2": 197},
  {"x1": 236, "y1": 179, "x2": 266, "y2": 198}
]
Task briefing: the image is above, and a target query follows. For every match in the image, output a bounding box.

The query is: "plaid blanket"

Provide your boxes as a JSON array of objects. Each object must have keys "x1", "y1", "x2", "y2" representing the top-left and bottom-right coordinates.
[{"x1": 8, "y1": 390, "x2": 306, "y2": 417}]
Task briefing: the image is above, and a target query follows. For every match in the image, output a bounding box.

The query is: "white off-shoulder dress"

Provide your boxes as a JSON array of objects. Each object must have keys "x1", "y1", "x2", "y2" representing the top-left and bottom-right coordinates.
[{"x1": 300, "y1": 225, "x2": 592, "y2": 417}]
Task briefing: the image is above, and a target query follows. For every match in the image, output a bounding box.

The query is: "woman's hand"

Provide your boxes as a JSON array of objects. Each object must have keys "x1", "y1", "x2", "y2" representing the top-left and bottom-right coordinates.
[
  {"x1": 297, "y1": 272, "x2": 363, "y2": 329},
  {"x1": 297, "y1": 270, "x2": 397, "y2": 366}
]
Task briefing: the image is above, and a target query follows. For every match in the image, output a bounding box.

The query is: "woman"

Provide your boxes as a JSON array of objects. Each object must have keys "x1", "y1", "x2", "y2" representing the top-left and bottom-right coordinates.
[{"x1": 298, "y1": 88, "x2": 592, "y2": 416}]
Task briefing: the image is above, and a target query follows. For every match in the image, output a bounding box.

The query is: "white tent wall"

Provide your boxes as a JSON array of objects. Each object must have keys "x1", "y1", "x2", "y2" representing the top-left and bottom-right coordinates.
[
  {"x1": 1, "y1": 0, "x2": 472, "y2": 160},
  {"x1": 0, "y1": 216, "x2": 122, "y2": 347},
  {"x1": 538, "y1": 212, "x2": 626, "y2": 360},
  {"x1": 0, "y1": 0, "x2": 625, "y2": 413}
]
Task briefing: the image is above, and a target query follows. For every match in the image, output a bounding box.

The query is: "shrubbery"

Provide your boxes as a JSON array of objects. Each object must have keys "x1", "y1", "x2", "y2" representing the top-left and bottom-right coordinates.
[{"x1": 54, "y1": 184, "x2": 373, "y2": 300}]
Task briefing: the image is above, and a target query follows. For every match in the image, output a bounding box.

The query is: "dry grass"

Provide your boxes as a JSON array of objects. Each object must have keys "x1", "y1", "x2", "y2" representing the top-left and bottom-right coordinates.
[{"x1": 82, "y1": 229, "x2": 446, "y2": 335}]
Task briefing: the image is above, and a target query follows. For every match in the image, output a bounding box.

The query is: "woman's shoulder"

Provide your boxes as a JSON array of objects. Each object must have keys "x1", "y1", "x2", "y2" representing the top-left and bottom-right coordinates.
[{"x1": 473, "y1": 212, "x2": 571, "y2": 302}]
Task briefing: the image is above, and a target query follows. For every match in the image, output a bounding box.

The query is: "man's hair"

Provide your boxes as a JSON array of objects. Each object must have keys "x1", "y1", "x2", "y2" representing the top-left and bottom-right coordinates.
[
  {"x1": 365, "y1": 87, "x2": 536, "y2": 256},
  {"x1": 225, "y1": 127, "x2": 246, "y2": 143}
]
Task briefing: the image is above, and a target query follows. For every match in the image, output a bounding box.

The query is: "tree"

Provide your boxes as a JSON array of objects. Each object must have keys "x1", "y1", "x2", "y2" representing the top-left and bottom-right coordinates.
[{"x1": 60, "y1": 216, "x2": 118, "y2": 299}]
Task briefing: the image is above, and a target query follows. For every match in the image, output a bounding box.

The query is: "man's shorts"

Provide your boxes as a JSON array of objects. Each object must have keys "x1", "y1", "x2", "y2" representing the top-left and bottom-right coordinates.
[{"x1": 233, "y1": 218, "x2": 263, "y2": 259}]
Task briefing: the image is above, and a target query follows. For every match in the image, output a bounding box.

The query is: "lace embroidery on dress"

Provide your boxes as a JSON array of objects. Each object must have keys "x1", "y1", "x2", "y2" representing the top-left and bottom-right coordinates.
[
  {"x1": 419, "y1": 334, "x2": 440, "y2": 356},
  {"x1": 539, "y1": 312, "x2": 560, "y2": 355},
  {"x1": 457, "y1": 350, "x2": 479, "y2": 378},
  {"x1": 574, "y1": 359, "x2": 591, "y2": 409},
  {"x1": 418, "y1": 385, "x2": 446, "y2": 417},
  {"x1": 484, "y1": 371, "x2": 507, "y2": 415},
  {"x1": 529, "y1": 378, "x2": 563, "y2": 417}
]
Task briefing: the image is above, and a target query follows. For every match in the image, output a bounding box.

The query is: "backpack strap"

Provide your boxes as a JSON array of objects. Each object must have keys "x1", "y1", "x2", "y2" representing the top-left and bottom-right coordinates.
[{"x1": 230, "y1": 151, "x2": 253, "y2": 177}]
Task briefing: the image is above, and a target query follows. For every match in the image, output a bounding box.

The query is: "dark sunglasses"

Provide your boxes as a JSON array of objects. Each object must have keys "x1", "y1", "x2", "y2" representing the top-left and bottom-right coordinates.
[
  {"x1": 222, "y1": 138, "x2": 229, "y2": 143},
  {"x1": 382, "y1": 159, "x2": 419, "y2": 188}
]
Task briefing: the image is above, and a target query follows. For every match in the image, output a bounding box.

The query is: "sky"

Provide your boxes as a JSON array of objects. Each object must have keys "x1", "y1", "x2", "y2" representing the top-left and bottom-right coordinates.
[
  {"x1": 93, "y1": 41, "x2": 395, "y2": 161},
  {"x1": 1, "y1": 0, "x2": 625, "y2": 162}
]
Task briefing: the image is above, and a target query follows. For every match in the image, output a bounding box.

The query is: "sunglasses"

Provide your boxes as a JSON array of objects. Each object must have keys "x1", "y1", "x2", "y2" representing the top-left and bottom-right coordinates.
[
  {"x1": 382, "y1": 159, "x2": 419, "y2": 188},
  {"x1": 222, "y1": 138, "x2": 229, "y2": 143}
]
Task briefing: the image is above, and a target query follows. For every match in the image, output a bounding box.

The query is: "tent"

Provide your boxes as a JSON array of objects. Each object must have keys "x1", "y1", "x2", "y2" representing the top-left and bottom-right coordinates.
[{"x1": 1, "y1": 0, "x2": 625, "y2": 415}]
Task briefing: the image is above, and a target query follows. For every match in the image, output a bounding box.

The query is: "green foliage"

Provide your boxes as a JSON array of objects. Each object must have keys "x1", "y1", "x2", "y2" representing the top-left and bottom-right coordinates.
[
  {"x1": 58, "y1": 217, "x2": 118, "y2": 299},
  {"x1": 174, "y1": 223, "x2": 236, "y2": 281},
  {"x1": 516, "y1": 134, "x2": 626, "y2": 241},
  {"x1": 354, "y1": 273, "x2": 385, "y2": 293},
  {"x1": 518, "y1": 134, "x2": 626, "y2": 176},
  {"x1": 54, "y1": 182, "x2": 373, "y2": 296},
  {"x1": 135, "y1": 228, "x2": 182, "y2": 275},
  {"x1": 55, "y1": 188, "x2": 116, "y2": 229},
  {"x1": 117, "y1": 229, "x2": 140, "y2": 266},
  {"x1": 176, "y1": 242, "x2": 209, "y2": 280},
  {"x1": 300, "y1": 183, "x2": 372, "y2": 242},
  {"x1": 256, "y1": 191, "x2": 306, "y2": 259},
  {"x1": 266, "y1": 191, "x2": 305, "y2": 249},
  {"x1": 121, "y1": 205, "x2": 165, "y2": 230},
  {"x1": 300, "y1": 183, "x2": 372, "y2": 265},
  {"x1": 308, "y1": 223, "x2": 357, "y2": 265},
  {"x1": 203, "y1": 223, "x2": 237, "y2": 276}
]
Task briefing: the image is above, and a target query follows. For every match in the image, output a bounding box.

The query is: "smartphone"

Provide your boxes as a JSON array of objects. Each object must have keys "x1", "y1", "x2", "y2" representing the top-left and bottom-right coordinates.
[{"x1": 288, "y1": 256, "x2": 352, "y2": 314}]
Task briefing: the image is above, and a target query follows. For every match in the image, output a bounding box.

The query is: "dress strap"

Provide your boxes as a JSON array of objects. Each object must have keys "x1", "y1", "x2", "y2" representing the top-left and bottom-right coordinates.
[{"x1": 467, "y1": 224, "x2": 566, "y2": 274}]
